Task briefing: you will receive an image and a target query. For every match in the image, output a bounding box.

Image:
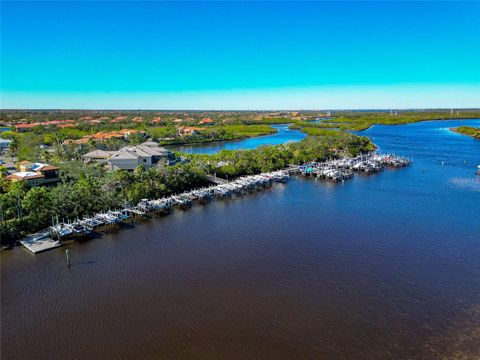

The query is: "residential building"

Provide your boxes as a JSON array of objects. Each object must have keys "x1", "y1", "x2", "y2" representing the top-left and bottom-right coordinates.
[
  {"x1": 6, "y1": 172, "x2": 45, "y2": 186},
  {"x1": 82, "y1": 141, "x2": 174, "y2": 171},
  {"x1": 83, "y1": 150, "x2": 115, "y2": 164},
  {"x1": 7, "y1": 162, "x2": 60, "y2": 186},
  {"x1": 63, "y1": 129, "x2": 144, "y2": 146},
  {"x1": 15, "y1": 123, "x2": 38, "y2": 132},
  {"x1": 178, "y1": 126, "x2": 203, "y2": 136},
  {"x1": 200, "y1": 118, "x2": 215, "y2": 125}
]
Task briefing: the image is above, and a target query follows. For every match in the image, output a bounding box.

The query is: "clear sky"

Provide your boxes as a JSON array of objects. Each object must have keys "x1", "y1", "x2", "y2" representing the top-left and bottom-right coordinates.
[{"x1": 1, "y1": 1, "x2": 479, "y2": 109}]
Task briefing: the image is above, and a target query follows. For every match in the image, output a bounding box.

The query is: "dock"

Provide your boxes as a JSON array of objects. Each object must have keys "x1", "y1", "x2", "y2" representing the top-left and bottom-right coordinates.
[{"x1": 20, "y1": 230, "x2": 62, "y2": 254}]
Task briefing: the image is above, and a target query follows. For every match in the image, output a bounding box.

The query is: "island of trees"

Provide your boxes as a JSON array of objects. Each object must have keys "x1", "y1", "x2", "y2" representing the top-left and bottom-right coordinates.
[{"x1": 451, "y1": 126, "x2": 480, "y2": 139}]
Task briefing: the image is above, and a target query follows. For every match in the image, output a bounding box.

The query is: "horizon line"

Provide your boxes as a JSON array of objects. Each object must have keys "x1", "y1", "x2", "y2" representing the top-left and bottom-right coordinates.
[{"x1": 2, "y1": 107, "x2": 480, "y2": 112}]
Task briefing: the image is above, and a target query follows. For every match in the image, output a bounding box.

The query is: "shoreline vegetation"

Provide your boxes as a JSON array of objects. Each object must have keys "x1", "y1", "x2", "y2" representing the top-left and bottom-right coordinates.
[
  {"x1": 450, "y1": 126, "x2": 480, "y2": 139},
  {"x1": 294, "y1": 110, "x2": 480, "y2": 132}
]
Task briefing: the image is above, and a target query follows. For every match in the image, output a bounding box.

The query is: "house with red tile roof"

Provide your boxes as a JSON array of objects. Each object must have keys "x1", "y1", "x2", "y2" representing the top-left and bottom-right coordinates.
[
  {"x1": 200, "y1": 118, "x2": 215, "y2": 125},
  {"x1": 111, "y1": 116, "x2": 127, "y2": 123},
  {"x1": 15, "y1": 123, "x2": 38, "y2": 132},
  {"x1": 178, "y1": 126, "x2": 204, "y2": 136}
]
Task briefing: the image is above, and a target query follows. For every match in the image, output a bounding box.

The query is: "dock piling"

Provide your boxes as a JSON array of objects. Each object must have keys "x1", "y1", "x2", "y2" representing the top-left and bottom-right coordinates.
[{"x1": 65, "y1": 249, "x2": 70, "y2": 268}]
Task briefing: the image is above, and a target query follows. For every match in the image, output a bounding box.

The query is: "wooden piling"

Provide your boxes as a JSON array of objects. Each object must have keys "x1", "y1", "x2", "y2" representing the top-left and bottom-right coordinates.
[{"x1": 65, "y1": 249, "x2": 70, "y2": 268}]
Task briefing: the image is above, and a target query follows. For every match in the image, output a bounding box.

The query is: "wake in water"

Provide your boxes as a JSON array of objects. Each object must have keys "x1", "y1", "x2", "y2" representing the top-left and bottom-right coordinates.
[{"x1": 449, "y1": 177, "x2": 480, "y2": 192}]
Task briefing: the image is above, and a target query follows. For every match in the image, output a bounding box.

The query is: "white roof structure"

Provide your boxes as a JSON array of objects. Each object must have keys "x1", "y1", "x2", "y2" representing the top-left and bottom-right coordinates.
[
  {"x1": 109, "y1": 151, "x2": 143, "y2": 160},
  {"x1": 83, "y1": 150, "x2": 114, "y2": 159},
  {"x1": 8, "y1": 171, "x2": 44, "y2": 179},
  {"x1": 83, "y1": 141, "x2": 172, "y2": 168}
]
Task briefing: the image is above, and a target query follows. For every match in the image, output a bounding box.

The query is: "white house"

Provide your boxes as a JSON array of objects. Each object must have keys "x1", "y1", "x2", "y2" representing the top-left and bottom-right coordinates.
[
  {"x1": 108, "y1": 147, "x2": 153, "y2": 171},
  {"x1": 83, "y1": 141, "x2": 174, "y2": 171}
]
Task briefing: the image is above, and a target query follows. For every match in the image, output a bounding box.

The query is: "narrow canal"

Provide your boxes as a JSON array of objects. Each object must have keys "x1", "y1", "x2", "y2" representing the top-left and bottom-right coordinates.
[{"x1": 1, "y1": 119, "x2": 479, "y2": 359}]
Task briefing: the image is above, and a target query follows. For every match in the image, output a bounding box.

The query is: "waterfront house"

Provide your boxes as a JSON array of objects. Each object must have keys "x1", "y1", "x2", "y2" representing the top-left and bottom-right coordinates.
[
  {"x1": 83, "y1": 149, "x2": 115, "y2": 164},
  {"x1": 7, "y1": 161, "x2": 60, "y2": 186},
  {"x1": 6, "y1": 172, "x2": 45, "y2": 186},
  {"x1": 107, "y1": 149, "x2": 151, "y2": 170},
  {"x1": 83, "y1": 141, "x2": 174, "y2": 170}
]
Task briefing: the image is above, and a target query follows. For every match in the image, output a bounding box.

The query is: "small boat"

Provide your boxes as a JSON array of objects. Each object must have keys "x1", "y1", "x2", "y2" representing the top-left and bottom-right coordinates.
[{"x1": 477, "y1": 165, "x2": 480, "y2": 175}]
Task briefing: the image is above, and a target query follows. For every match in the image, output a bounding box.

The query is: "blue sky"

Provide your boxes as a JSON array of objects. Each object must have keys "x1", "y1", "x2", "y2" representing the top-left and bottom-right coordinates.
[{"x1": 1, "y1": 1, "x2": 479, "y2": 109}]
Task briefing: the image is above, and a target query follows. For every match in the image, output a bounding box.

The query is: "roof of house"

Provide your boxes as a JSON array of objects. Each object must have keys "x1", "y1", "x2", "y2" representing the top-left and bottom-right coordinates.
[
  {"x1": 141, "y1": 141, "x2": 160, "y2": 147},
  {"x1": 39, "y1": 165, "x2": 60, "y2": 171},
  {"x1": 30, "y1": 163, "x2": 60, "y2": 172},
  {"x1": 135, "y1": 144, "x2": 170, "y2": 156},
  {"x1": 92, "y1": 132, "x2": 124, "y2": 140},
  {"x1": 15, "y1": 123, "x2": 38, "y2": 129},
  {"x1": 63, "y1": 138, "x2": 91, "y2": 145},
  {"x1": 111, "y1": 116, "x2": 128, "y2": 123},
  {"x1": 109, "y1": 151, "x2": 142, "y2": 161},
  {"x1": 6, "y1": 171, "x2": 44, "y2": 180},
  {"x1": 125, "y1": 147, "x2": 152, "y2": 157},
  {"x1": 118, "y1": 129, "x2": 140, "y2": 135},
  {"x1": 83, "y1": 150, "x2": 114, "y2": 158}
]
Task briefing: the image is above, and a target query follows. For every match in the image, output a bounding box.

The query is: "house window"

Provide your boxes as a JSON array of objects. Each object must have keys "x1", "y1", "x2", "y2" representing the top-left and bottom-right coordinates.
[{"x1": 143, "y1": 159, "x2": 147, "y2": 162}]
